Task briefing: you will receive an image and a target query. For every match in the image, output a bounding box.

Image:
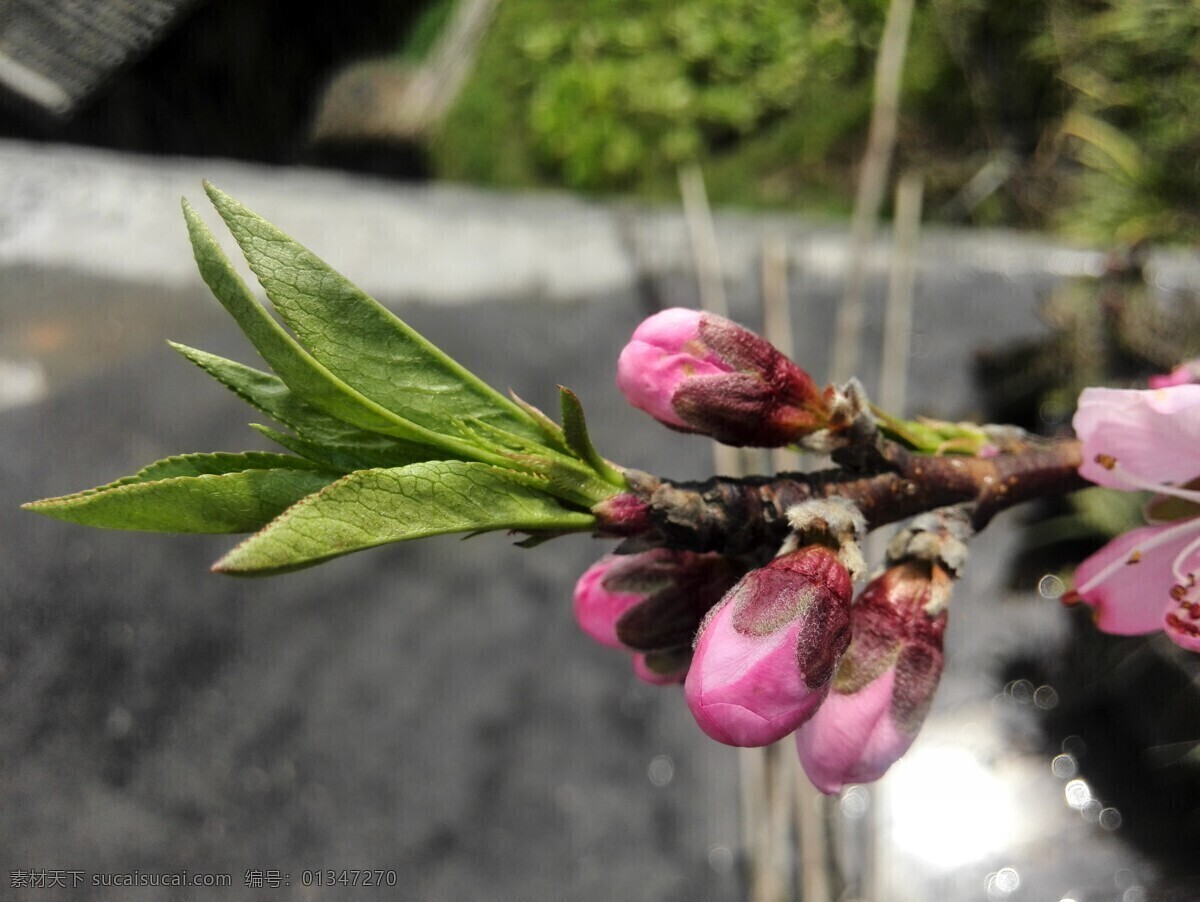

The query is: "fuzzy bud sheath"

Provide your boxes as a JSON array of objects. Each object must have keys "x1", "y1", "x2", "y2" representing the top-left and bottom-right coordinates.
[
  {"x1": 684, "y1": 544, "x2": 853, "y2": 747},
  {"x1": 616, "y1": 307, "x2": 830, "y2": 447},
  {"x1": 632, "y1": 648, "x2": 693, "y2": 686},
  {"x1": 795, "y1": 559, "x2": 950, "y2": 793}
]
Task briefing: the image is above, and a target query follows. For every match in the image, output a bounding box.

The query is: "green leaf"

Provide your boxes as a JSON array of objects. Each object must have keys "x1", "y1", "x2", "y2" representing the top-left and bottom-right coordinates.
[
  {"x1": 454, "y1": 413, "x2": 621, "y2": 506},
  {"x1": 40, "y1": 451, "x2": 324, "y2": 498},
  {"x1": 249, "y1": 424, "x2": 436, "y2": 472},
  {"x1": 559, "y1": 386, "x2": 626, "y2": 486},
  {"x1": 505, "y1": 454, "x2": 618, "y2": 508},
  {"x1": 871, "y1": 406, "x2": 987, "y2": 456},
  {"x1": 183, "y1": 200, "x2": 492, "y2": 461},
  {"x1": 171, "y1": 343, "x2": 441, "y2": 464},
  {"x1": 509, "y1": 391, "x2": 569, "y2": 451},
  {"x1": 213, "y1": 460, "x2": 595, "y2": 575},
  {"x1": 23, "y1": 464, "x2": 337, "y2": 533},
  {"x1": 202, "y1": 182, "x2": 546, "y2": 445}
]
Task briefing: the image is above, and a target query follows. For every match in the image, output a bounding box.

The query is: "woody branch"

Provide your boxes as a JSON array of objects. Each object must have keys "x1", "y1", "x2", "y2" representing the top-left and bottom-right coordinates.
[{"x1": 608, "y1": 437, "x2": 1086, "y2": 556}]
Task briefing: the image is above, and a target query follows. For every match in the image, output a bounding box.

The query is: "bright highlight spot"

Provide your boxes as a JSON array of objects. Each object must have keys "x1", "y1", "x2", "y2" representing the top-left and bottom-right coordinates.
[
  {"x1": 707, "y1": 845, "x2": 734, "y2": 874},
  {"x1": 1051, "y1": 754, "x2": 1077, "y2": 779},
  {"x1": 647, "y1": 754, "x2": 674, "y2": 787},
  {"x1": 1065, "y1": 778, "x2": 1092, "y2": 809},
  {"x1": 839, "y1": 784, "x2": 870, "y2": 819},
  {"x1": 886, "y1": 746, "x2": 1016, "y2": 870},
  {"x1": 1038, "y1": 574, "x2": 1066, "y2": 598},
  {"x1": 986, "y1": 867, "x2": 1021, "y2": 898}
]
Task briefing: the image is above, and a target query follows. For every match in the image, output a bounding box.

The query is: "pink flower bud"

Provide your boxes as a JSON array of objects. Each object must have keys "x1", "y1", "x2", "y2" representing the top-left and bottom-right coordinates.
[
  {"x1": 573, "y1": 555, "x2": 646, "y2": 649},
  {"x1": 616, "y1": 307, "x2": 828, "y2": 447},
  {"x1": 591, "y1": 491, "x2": 652, "y2": 537},
  {"x1": 684, "y1": 545, "x2": 853, "y2": 747},
  {"x1": 572, "y1": 549, "x2": 741, "y2": 653},
  {"x1": 795, "y1": 562, "x2": 949, "y2": 793}
]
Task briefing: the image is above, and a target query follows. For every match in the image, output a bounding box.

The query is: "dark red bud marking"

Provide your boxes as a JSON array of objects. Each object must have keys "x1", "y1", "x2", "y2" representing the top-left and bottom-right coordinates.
[{"x1": 1170, "y1": 584, "x2": 1188, "y2": 601}]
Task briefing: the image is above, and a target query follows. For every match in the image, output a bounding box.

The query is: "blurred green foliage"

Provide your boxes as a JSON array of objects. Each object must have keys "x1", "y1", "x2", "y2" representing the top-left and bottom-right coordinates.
[
  {"x1": 1032, "y1": 0, "x2": 1200, "y2": 243},
  {"x1": 517, "y1": 0, "x2": 880, "y2": 190},
  {"x1": 432, "y1": 0, "x2": 1200, "y2": 243},
  {"x1": 433, "y1": 0, "x2": 907, "y2": 209},
  {"x1": 398, "y1": 0, "x2": 458, "y2": 63}
]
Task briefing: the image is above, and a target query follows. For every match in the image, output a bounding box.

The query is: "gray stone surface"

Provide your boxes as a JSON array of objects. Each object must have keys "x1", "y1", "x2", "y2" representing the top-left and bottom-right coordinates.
[{"x1": 2, "y1": 141, "x2": 1191, "y2": 900}]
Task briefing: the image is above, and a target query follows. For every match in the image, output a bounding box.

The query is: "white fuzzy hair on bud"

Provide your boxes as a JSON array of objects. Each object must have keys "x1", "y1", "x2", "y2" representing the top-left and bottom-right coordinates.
[
  {"x1": 779, "y1": 498, "x2": 867, "y2": 581},
  {"x1": 885, "y1": 506, "x2": 973, "y2": 576}
]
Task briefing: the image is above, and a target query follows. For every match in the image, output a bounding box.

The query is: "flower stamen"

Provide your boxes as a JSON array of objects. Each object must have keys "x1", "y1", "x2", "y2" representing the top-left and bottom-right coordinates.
[
  {"x1": 1076, "y1": 517, "x2": 1200, "y2": 596},
  {"x1": 1101, "y1": 459, "x2": 1200, "y2": 505},
  {"x1": 1171, "y1": 531, "x2": 1200, "y2": 584}
]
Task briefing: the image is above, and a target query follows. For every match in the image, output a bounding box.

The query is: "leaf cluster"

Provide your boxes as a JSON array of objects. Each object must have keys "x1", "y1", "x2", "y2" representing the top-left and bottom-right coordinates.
[{"x1": 24, "y1": 186, "x2": 624, "y2": 574}]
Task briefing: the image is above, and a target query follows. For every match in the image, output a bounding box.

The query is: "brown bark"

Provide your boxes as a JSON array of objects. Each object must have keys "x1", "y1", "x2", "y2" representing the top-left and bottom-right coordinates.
[{"x1": 625, "y1": 438, "x2": 1086, "y2": 556}]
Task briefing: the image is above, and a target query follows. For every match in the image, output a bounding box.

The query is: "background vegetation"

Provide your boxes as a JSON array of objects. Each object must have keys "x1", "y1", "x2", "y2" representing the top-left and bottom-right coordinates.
[{"x1": 432, "y1": 0, "x2": 1200, "y2": 244}]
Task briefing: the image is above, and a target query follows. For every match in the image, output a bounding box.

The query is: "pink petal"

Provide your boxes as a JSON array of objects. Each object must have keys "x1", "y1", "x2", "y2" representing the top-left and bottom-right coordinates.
[
  {"x1": 795, "y1": 669, "x2": 911, "y2": 794},
  {"x1": 1074, "y1": 386, "x2": 1200, "y2": 488},
  {"x1": 616, "y1": 309, "x2": 734, "y2": 429},
  {"x1": 684, "y1": 598, "x2": 830, "y2": 747},
  {"x1": 1148, "y1": 363, "x2": 1199, "y2": 389},
  {"x1": 573, "y1": 556, "x2": 644, "y2": 649},
  {"x1": 1071, "y1": 523, "x2": 1200, "y2": 635},
  {"x1": 684, "y1": 547, "x2": 852, "y2": 747},
  {"x1": 628, "y1": 308, "x2": 709, "y2": 354},
  {"x1": 615, "y1": 340, "x2": 731, "y2": 430}
]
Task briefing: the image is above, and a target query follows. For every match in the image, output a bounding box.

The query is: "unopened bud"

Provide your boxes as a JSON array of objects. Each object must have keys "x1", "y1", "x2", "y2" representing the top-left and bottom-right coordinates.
[
  {"x1": 591, "y1": 491, "x2": 652, "y2": 537},
  {"x1": 795, "y1": 560, "x2": 952, "y2": 793},
  {"x1": 684, "y1": 545, "x2": 853, "y2": 747},
  {"x1": 574, "y1": 555, "x2": 645, "y2": 650},
  {"x1": 616, "y1": 308, "x2": 829, "y2": 446},
  {"x1": 573, "y1": 549, "x2": 740, "y2": 655}
]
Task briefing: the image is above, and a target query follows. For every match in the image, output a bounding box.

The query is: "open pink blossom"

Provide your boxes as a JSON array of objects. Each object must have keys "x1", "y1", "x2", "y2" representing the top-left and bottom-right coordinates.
[
  {"x1": 616, "y1": 307, "x2": 828, "y2": 447},
  {"x1": 796, "y1": 561, "x2": 949, "y2": 793},
  {"x1": 1069, "y1": 385, "x2": 1200, "y2": 651},
  {"x1": 684, "y1": 545, "x2": 853, "y2": 747}
]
